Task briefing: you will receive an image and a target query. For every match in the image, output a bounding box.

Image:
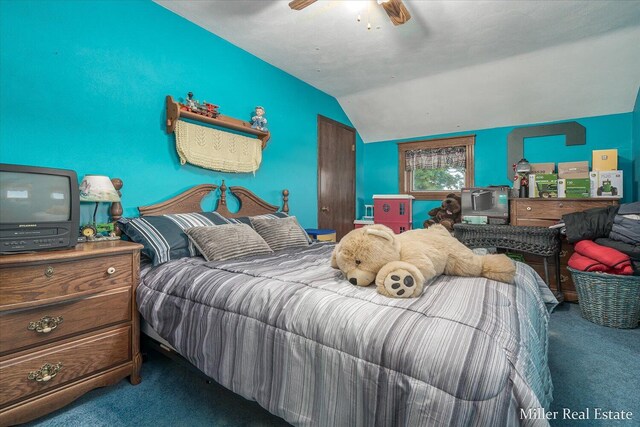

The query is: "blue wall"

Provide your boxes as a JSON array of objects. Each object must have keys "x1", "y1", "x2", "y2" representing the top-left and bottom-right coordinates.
[
  {"x1": 361, "y1": 113, "x2": 635, "y2": 227},
  {"x1": 633, "y1": 87, "x2": 640, "y2": 201},
  {"x1": 0, "y1": 0, "x2": 362, "y2": 226}
]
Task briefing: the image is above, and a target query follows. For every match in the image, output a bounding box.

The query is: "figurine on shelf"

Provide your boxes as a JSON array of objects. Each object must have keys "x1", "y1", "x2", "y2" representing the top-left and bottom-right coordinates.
[
  {"x1": 201, "y1": 101, "x2": 220, "y2": 118},
  {"x1": 180, "y1": 92, "x2": 220, "y2": 118},
  {"x1": 251, "y1": 106, "x2": 268, "y2": 131},
  {"x1": 185, "y1": 92, "x2": 197, "y2": 111}
]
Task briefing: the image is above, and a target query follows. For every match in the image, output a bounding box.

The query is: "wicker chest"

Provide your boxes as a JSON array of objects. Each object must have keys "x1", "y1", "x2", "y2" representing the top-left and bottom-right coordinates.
[{"x1": 510, "y1": 198, "x2": 619, "y2": 302}]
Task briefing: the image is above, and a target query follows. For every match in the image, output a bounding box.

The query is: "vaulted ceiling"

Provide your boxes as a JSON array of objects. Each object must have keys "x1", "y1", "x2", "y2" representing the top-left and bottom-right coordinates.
[{"x1": 156, "y1": 0, "x2": 640, "y2": 142}]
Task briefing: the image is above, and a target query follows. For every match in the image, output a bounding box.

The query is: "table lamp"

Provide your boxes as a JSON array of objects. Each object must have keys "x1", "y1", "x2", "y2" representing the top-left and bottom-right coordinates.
[{"x1": 79, "y1": 175, "x2": 121, "y2": 227}]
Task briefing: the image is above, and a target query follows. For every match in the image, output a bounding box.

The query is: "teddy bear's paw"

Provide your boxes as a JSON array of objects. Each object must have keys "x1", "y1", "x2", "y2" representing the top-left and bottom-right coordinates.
[{"x1": 383, "y1": 269, "x2": 419, "y2": 298}]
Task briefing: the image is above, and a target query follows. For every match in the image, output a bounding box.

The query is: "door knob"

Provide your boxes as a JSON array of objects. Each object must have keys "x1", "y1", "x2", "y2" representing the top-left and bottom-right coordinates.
[{"x1": 321, "y1": 206, "x2": 329, "y2": 212}]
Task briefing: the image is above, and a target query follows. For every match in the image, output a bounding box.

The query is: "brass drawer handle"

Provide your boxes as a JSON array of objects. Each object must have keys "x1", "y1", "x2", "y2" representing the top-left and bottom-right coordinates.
[
  {"x1": 107, "y1": 267, "x2": 116, "y2": 275},
  {"x1": 28, "y1": 362, "x2": 63, "y2": 382},
  {"x1": 45, "y1": 266, "x2": 54, "y2": 278},
  {"x1": 28, "y1": 316, "x2": 63, "y2": 334}
]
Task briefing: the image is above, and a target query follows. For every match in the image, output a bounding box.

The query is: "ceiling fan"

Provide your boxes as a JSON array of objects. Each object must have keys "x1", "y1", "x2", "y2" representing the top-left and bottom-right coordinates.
[{"x1": 289, "y1": 0, "x2": 411, "y2": 26}]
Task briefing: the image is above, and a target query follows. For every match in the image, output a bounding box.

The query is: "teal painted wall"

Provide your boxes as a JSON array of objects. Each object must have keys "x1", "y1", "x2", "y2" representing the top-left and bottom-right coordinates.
[
  {"x1": 361, "y1": 113, "x2": 634, "y2": 227},
  {"x1": 0, "y1": 0, "x2": 362, "y2": 227},
  {"x1": 633, "y1": 87, "x2": 640, "y2": 201}
]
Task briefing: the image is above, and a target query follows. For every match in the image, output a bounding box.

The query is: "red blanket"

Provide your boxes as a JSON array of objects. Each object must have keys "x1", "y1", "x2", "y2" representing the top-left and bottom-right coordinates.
[{"x1": 568, "y1": 240, "x2": 633, "y2": 275}]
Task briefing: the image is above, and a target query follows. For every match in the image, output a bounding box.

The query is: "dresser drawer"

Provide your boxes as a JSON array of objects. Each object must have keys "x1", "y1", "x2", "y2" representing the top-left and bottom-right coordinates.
[
  {"x1": 526, "y1": 260, "x2": 577, "y2": 301},
  {"x1": 0, "y1": 254, "x2": 132, "y2": 308},
  {"x1": 0, "y1": 326, "x2": 130, "y2": 407},
  {"x1": 514, "y1": 199, "x2": 616, "y2": 220},
  {"x1": 0, "y1": 288, "x2": 131, "y2": 355},
  {"x1": 515, "y1": 202, "x2": 565, "y2": 220}
]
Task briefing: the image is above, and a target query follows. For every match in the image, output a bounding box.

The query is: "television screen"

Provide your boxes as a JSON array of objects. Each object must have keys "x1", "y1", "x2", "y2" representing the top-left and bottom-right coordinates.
[{"x1": 0, "y1": 171, "x2": 72, "y2": 223}]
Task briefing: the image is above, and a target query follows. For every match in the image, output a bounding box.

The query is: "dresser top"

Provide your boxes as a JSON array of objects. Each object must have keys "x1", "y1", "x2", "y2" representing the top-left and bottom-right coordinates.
[
  {"x1": 510, "y1": 197, "x2": 620, "y2": 202},
  {"x1": 0, "y1": 240, "x2": 143, "y2": 265}
]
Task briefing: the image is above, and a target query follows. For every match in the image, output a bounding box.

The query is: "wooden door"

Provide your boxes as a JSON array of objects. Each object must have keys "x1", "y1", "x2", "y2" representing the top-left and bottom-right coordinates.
[{"x1": 317, "y1": 115, "x2": 356, "y2": 240}]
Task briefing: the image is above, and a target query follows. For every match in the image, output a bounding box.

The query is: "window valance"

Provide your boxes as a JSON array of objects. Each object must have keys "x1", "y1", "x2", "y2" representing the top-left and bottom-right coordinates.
[{"x1": 404, "y1": 146, "x2": 466, "y2": 171}]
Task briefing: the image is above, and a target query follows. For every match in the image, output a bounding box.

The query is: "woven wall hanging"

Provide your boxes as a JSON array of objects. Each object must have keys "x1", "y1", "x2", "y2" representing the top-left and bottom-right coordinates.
[{"x1": 175, "y1": 120, "x2": 262, "y2": 173}]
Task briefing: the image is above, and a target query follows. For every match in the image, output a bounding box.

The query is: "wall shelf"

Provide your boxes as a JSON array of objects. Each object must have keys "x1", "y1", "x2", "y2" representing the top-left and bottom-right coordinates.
[{"x1": 165, "y1": 95, "x2": 270, "y2": 149}]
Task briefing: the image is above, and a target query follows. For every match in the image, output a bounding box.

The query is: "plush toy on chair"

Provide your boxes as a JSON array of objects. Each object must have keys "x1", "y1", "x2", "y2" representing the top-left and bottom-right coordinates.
[
  {"x1": 423, "y1": 192, "x2": 462, "y2": 232},
  {"x1": 331, "y1": 224, "x2": 516, "y2": 298}
]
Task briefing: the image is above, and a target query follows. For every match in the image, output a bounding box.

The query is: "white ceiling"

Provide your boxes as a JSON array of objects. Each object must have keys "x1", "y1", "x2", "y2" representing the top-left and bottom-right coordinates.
[{"x1": 156, "y1": 0, "x2": 640, "y2": 142}]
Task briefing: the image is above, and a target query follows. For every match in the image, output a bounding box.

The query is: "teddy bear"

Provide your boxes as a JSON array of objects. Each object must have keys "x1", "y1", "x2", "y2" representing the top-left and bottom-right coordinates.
[
  {"x1": 423, "y1": 193, "x2": 462, "y2": 232},
  {"x1": 331, "y1": 224, "x2": 515, "y2": 298}
]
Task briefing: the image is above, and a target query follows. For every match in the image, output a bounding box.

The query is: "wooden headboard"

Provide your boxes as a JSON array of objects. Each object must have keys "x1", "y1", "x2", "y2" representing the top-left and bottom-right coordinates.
[{"x1": 137, "y1": 180, "x2": 289, "y2": 217}]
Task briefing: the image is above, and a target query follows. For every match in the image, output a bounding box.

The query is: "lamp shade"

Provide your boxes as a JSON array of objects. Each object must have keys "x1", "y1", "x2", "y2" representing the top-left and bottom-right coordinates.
[{"x1": 79, "y1": 175, "x2": 121, "y2": 202}]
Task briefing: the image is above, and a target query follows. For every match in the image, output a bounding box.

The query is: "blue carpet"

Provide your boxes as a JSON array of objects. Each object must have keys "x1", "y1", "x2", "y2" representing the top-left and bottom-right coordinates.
[
  {"x1": 548, "y1": 303, "x2": 640, "y2": 426},
  {"x1": 26, "y1": 303, "x2": 639, "y2": 426},
  {"x1": 25, "y1": 350, "x2": 290, "y2": 427}
]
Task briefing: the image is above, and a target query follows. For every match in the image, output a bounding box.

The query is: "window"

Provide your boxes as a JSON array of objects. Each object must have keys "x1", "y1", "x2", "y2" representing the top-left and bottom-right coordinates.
[{"x1": 398, "y1": 135, "x2": 475, "y2": 200}]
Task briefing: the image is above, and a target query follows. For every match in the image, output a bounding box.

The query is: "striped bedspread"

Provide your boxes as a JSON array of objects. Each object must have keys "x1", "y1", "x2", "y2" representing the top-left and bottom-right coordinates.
[{"x1": 137, "y1": 243, "x2": 557, "y2": 426}]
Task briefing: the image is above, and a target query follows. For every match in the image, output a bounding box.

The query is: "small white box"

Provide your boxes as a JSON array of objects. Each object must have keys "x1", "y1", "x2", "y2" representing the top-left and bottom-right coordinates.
[
  {"x1": 589, "y1": 172, "x2": 597, "y2": 196},
  {"x1": 528, "y1": 174, "x2": 536, "y2": 198},
  {"x1": 557, "y1": 179, "x2": 566, "y2": 198},
  {"x1": 590, "y1": 170, "x2": 623, "y2": 198}
]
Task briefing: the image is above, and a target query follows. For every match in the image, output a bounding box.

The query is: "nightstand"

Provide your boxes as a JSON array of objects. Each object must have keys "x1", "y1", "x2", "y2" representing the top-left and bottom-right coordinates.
[
  {"x1": 354, "y1": 219, "x2": 374, "y2": 229},
  {"x1": 0, "y1": 240, "x2": 143, "y2": 425},
  {"x1": 305, "y1": 229, "x2": 337, "y2": 242}
]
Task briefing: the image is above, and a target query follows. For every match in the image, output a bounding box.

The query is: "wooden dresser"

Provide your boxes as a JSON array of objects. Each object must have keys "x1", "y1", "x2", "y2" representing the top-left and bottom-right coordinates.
[
  {"x1": 510, "y1": 198, "x2": 619, "y2": 302},
  {"x1": 0, "y1": 240, "x2": 143, "y2": 426}
]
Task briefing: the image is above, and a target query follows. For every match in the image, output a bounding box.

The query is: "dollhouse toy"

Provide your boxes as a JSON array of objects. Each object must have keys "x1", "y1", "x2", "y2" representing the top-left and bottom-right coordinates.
[{"x1": 373, "y1": 194, "x2": 415, "y2": 234}]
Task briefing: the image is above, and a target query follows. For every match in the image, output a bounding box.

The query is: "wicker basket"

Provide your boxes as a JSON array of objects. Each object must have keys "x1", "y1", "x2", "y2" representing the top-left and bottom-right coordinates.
[{"x1": 569, "y1": 268, "x2": 640, "y2": 329}]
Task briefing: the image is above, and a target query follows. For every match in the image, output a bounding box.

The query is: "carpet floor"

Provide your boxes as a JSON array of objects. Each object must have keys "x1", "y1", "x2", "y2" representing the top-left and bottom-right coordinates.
[
  {"x1": 25, "y1": 303, "x2": 639, "y2": 427},
  {"x1": 547, "y1": 303, "x2": 639, "y2": 426}
]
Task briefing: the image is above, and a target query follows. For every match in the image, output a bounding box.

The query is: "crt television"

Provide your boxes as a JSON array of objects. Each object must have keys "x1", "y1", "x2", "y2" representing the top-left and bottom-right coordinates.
[{"x1": 0, "y1": 163, "x2": 80, "y2": 253}]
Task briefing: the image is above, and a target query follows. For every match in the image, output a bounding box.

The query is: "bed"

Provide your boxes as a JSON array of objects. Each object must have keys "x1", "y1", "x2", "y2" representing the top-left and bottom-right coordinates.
[{"x1": 127, "y1": 182, "x2": 558, "y2": 427}]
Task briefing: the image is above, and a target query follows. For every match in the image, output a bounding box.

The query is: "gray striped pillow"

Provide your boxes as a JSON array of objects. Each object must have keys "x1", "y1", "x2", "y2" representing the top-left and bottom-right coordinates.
[
  {"x1": 250, "y1": 216, "x2": 310, "y2": 251},
  {"x1": 118, "y1": 212, "x2": 231, "y2": 265},
  {"x1": 185, "y1": 223, "x2": 273, "y2": 261}
]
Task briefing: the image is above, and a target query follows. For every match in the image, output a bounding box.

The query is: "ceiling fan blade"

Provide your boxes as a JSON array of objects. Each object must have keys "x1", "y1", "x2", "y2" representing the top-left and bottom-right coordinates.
[
  {"x1": 381, "y1": 0, "x2": 411, "y2": 26},
  {"x1": 289, "y1": 0, "x2": 317, "y2": 10}
]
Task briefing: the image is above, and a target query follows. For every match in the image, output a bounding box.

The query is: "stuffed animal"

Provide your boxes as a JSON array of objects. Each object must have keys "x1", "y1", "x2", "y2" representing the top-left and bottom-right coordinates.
[
  {"x1": 424, "y1": 193, "x2": 462, "y2": 232},
  {"x1": 331, "y1": 224, "x2": 515, "y2": 298}
]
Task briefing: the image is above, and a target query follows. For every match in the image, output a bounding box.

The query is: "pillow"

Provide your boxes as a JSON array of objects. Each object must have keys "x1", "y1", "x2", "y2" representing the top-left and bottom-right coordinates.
[
  {"x1": 213, "y1": 211, "x2": 312, "y2": 244},
  {"x1": 209, "y1": 211, "x2": 288, "y2": 227},
  {"x1": 185, "y1": 223, "x2": 273, "y2": 261},
  {"x1": 250, "y1": 215, "x2": 311, "y2": 251},
  {"x1": 118, "y1": 212, "x2": 231, "y2": 265}
]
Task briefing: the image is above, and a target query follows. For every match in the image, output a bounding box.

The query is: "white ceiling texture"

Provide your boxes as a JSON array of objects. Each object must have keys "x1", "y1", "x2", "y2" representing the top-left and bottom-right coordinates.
[{"x1": 156, "y1": 0, "x2": 640, "y2": 142}]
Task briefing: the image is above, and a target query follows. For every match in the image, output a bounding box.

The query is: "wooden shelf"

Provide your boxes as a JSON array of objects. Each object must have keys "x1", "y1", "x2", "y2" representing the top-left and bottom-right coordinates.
[{"x1": 165, "y1": 95, "x2": 270, "y2": 149}]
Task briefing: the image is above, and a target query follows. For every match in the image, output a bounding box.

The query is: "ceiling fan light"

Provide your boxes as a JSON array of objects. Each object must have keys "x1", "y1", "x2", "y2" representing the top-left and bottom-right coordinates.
[{"x1": 377, "y1": 0, "x2": 391, "y2": 4}]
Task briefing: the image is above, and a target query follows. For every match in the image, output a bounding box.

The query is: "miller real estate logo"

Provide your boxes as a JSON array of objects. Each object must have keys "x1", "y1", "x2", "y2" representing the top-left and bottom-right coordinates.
[{"x1": 520, "y1": 407, "x2": 634, "y2": 421}]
